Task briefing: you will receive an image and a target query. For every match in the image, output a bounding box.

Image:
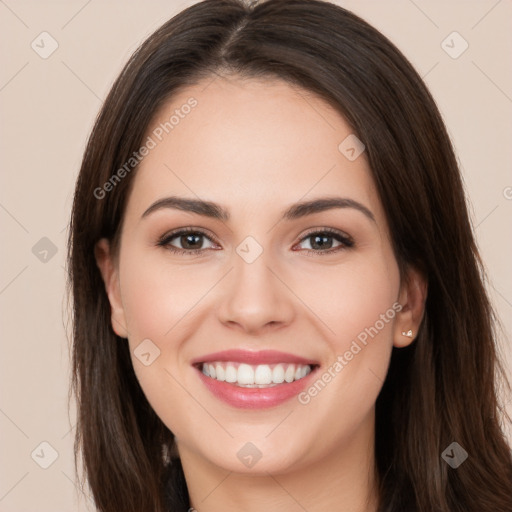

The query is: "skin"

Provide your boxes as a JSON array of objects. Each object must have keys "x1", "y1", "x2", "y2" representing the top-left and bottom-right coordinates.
[{"x1": 95, "y1": 75, "x2": 427, "y2": 512}]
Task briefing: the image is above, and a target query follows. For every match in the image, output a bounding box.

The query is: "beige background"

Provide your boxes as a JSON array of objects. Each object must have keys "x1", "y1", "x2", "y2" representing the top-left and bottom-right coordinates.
[{"x1": 0, "y1": 1, "x2": 511, "y2": 510}]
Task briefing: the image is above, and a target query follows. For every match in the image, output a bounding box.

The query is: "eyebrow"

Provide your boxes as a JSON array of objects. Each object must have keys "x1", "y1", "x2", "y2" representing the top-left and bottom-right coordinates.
[{"x1": 141, "y1": 195, "x2": 375, "y2": 223}]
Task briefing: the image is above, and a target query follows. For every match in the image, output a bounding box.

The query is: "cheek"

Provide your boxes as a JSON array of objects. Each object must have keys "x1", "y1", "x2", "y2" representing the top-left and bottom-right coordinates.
[
  {"x1": 119, "y1": 244, "x2": 207, "y2": 342},
  {"x1": 292, "y1": 250, "x2": 399, "y2": 420},
  {"x1": 117, "y1": 245, "x2": 205, "y2": 437},
  {"x1": 294, "y1": 252, "x2": 400, "y2": 350}
]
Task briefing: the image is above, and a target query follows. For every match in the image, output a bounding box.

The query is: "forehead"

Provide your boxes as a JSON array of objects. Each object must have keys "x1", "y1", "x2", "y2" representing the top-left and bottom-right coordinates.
[{"x1": 127, "y1": 76, "x2": 381, "y2": 222}]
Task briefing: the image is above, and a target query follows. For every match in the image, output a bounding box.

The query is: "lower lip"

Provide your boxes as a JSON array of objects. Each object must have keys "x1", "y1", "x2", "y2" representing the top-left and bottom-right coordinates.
[{"x1": 195, "y1": 366, "x2": 318, "y2": 409}]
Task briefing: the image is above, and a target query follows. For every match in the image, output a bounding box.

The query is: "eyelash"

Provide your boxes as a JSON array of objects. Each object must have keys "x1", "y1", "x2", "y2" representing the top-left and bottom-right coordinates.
[{"x1": 157, "y1": 227, "x2": 354, "y2": 256}]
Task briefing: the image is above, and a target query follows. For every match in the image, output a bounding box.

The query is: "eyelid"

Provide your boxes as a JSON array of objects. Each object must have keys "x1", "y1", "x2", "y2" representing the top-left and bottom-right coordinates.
[{"x1": 297, "y1": 226, "x2": 354, "y2": 244}]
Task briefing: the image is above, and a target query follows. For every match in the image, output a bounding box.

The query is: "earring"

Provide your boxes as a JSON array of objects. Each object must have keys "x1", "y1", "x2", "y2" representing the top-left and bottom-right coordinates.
[{"x1": 401, "y1": 329, "x2": 413, "y2": 338}]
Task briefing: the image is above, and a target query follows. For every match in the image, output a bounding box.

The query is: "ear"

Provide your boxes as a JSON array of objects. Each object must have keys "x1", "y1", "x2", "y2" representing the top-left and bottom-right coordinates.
[
  {"x1": 94, "y1": 238, "x2": 128, "y2": 338},
  {"x1": 393, "y1": 265, "x2": 428, "y2": 348}
]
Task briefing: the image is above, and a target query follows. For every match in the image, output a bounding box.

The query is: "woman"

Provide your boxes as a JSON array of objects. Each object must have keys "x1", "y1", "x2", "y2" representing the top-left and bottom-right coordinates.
[{"x1": 67, "y1": 0, "x2": 512, "y2": 511}]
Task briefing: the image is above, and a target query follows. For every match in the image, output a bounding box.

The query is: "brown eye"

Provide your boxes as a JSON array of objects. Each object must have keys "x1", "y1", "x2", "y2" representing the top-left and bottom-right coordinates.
[
  {"x1": 294, "y1": 228, "x2": 354, "y2": 255},
  {"x1": 175, "y1": 232, "x2": 204, "y2": 250},
  {"x1": 158, "y1": 228, "x2": 217, "y2": 255}
]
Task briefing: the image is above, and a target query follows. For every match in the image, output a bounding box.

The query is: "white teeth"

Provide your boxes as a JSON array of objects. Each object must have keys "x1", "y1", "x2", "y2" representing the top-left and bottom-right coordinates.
[
  {"x1": 272, "y1": 364, "x2": 285, "y2": 383},
  {"x1": 200, "y1": 361, "x2": 313, "y2": 386},
  {"x1": 237, "y1": 364, "x2": 254, "y2": 385},
  {"x1": 215, "y1": 364, "x2": 225, "y2": 381},
  {"x1": 254, "y1": 365, "x2": 272, "y2": 385},
  {"x1": 225, "y1": 365, "x2": 237, "y2": 383},
  {"x1": 284, "y1": 365, "x2": 295, "y2": 383}
]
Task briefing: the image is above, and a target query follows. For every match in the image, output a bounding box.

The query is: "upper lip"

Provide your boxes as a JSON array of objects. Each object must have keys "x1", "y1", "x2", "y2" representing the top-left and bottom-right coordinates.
[{"x1": 191, "y1": 349, "x2": 319, "y2": 366}]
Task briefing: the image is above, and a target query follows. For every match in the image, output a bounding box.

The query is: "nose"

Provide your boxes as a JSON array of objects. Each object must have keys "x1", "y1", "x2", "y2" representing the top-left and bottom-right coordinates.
[{"x1": 216, "y1": 249, "x2": 296, "y2": 335}]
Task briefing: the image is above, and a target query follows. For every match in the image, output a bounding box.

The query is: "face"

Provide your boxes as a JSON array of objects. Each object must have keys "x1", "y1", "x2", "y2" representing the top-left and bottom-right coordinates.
[{"x1": 96, "y1": 75, "x2": 425, "y2": 476}]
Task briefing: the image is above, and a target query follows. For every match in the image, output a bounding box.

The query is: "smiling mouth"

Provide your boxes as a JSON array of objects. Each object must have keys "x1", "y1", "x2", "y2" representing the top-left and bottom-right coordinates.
[{"x1": 195, "y1": 361, "x2": 318, "y2": 388}]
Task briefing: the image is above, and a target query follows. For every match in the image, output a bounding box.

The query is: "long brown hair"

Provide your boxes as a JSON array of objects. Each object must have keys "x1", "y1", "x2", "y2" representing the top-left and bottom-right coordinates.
[{"x1": 66, "y1": 1, "x2": 512, "y2": 511}]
